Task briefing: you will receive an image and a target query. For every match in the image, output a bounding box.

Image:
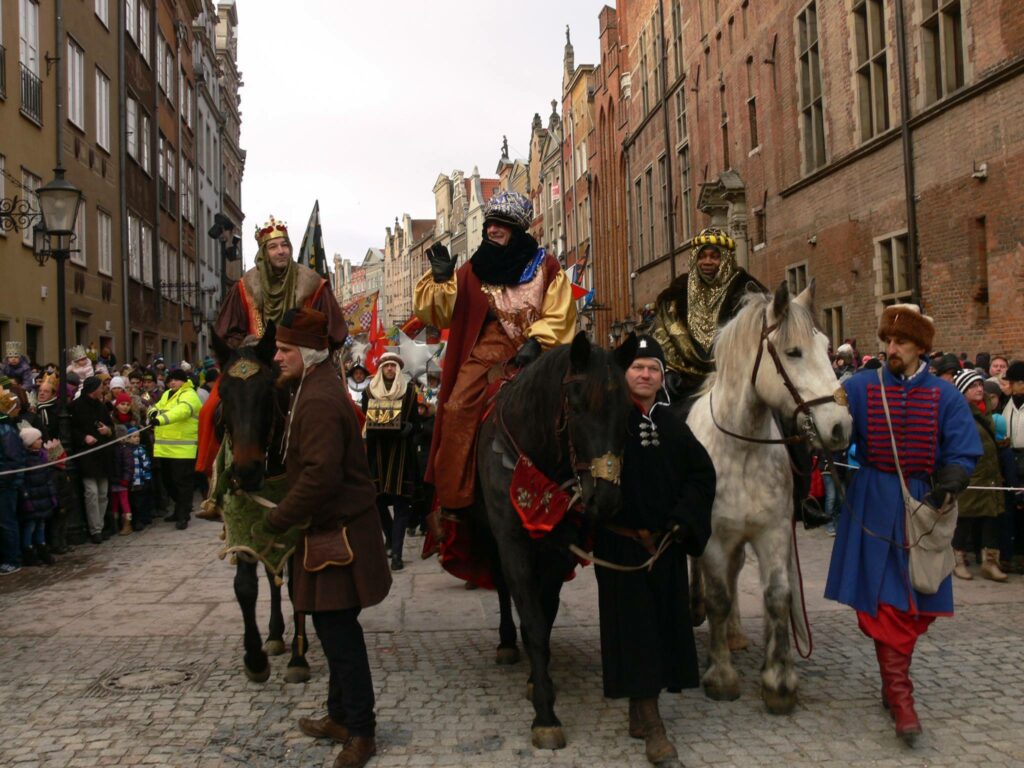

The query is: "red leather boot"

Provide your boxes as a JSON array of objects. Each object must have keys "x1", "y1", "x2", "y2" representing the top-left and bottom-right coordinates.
[{"x1": 875, "y1": 642, "x2": 922, "y2": 746}]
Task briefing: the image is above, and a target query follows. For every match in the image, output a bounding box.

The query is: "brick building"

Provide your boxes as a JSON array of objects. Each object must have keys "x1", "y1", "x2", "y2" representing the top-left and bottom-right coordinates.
[{"x1": 616, "y1": 0, "x2": 1023, "y2": 357}]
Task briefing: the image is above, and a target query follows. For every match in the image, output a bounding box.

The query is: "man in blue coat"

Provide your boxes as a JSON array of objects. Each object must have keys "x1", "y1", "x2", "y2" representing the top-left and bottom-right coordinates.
[{"x1": 825, "y1": 304, "x2": 981, "y2": 746}]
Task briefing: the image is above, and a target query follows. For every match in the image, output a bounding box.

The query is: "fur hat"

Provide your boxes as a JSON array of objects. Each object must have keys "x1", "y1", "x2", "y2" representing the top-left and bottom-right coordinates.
[
  {"x1": 277, "y1": 308, "x2": 329, "y2": 350},
  {"x1": 615, "y1": 333, "x2": 666, "y2": 374},
  {"x1": 877, "y1": 304, "x2": 935, "y2": 353},
  {"x1": 4, "y1": 341, "x2": 22, "y2": 359},
  {"x1": 378, "y1": 351, "x2": 404, "y2": 369},
  {"x1": 482, "y1": 191, "x2": 533, "y2": 231},
  {"x1": 20, "y1": 427, "x2": 42, "y2": 449},
  {"x1": 953, "y1": 368, "x2": 984, "y2": 394},
  {"x1": 1006, "y1": 360, "x2": 1024, "y2": 383}
]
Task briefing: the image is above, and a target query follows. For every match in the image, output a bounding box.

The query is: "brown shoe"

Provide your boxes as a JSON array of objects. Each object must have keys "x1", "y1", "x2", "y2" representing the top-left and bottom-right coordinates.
[
  {"x1": 981, "y1": 548, "x2": 1009, "y2": 582},
  {"x1": 333, "y1": 736, "x2": 376, "y2": 768},
  {"x1": 632, "y1": 697, "x2": 678, "y2": 765},
  {"x1": 298, "y1": 714, "x2": 349, "y2": 742}
]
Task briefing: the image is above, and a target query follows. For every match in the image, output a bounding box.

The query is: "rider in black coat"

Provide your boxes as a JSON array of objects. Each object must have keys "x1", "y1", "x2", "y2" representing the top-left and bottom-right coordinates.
[{"x1": 596, "y1": 334, "x2": 716, "y2": 766}]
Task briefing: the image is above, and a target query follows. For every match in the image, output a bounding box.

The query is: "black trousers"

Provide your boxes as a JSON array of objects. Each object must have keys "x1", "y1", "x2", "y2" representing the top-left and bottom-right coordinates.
[
  {"x1": 953, "y1": 516, "x2": 1001, "y2": 551},
  {"x1": 376, "y1": 494, "x2": 410, "y2": 557},
  {"x1": 311, "y1": 608, "x2": 376, "y2": 737},
  {"x1": 159, "y1": 457, "x2": 195, "y2": 523}
]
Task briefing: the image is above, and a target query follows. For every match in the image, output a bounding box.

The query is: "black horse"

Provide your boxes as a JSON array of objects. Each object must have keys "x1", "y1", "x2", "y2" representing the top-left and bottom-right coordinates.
[
  {"x1": 474, "y1": 332, "x2": 630, "y2": 749},
  {"x1": 210, "y1": 323, "x2": 311, "y2": 684}
]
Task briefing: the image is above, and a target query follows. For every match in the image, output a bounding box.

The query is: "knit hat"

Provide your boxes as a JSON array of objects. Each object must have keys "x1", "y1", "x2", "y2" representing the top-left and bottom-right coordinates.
[
  {"x1": 482, "y1": 191, "x2": 533, "y2": 231},
  {"x1": 114, "y1": 391, "x2": 133, "y2": 405},
  {"x1": 835, "y1": 343, "x2": 855, "y2": 363},
  {"x1": 378, "y1": 351, "x2": 404, "y2": 369},
  {"x1": 953, "y1": 368, "x2": 984, "y2": 394},
  {"x1": 1006, "y1": 361, "x2": 1024, "y2": 383},
  {"x1": 81, "y1": 376, "x2": 103, "y2": 396},
  {"x1": 109, "y1": 376, "x2": 127, "y2": 390},
  {"x1": 179, "y1": 361, "x2": 193, "y2": 372},
  {"x1": 277, "y1": 307, "x2": 329, "y2": 350},
  {"x1": 931, "y1": 353, "x2": 961, "y2": 377},
  {"x1": 615, "y1": 333, "x2": 666, "y2": 374},
  {"x1": 167, "y1": 368, "x2": 189, "y2": 383},
  {"x1": 877, "y1": 304, "x2": 935, "y2": 352},
  {"x1": 20, "y1": 427, "x2": 42, "y2": 449}
]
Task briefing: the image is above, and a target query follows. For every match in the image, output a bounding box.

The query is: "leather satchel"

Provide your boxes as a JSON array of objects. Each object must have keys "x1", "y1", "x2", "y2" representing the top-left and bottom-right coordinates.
[
  {"x1": 877, "y1": 370, "x2": 958, "y2": 594},
  {"x1": 304, "y1": 526, "x2": 354, "y2": 571}
]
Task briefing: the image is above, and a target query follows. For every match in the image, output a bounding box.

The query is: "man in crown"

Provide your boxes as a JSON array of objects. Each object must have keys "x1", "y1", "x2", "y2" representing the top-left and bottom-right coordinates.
[
  {"x1": 650, "y1": 228, "x2": 765, "y2": 403},
  {"x1": 414, "y1": 191, "x2": 576, "y2": 525}
]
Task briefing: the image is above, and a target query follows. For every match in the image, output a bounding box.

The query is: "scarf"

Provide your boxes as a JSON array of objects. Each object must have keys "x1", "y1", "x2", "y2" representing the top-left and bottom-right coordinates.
[
  {"x1": 470, "y1": 228, "x2": 540, "y2": 286},
  {"x1": 368, "y1": 369, "x2": 408, "y2": 401},
  {"x1": 255, "y1": 240, "x2": 299, "y2": 325},
  {"x1": 686, "y1": 245, "x2": 739, "y2": 351}
]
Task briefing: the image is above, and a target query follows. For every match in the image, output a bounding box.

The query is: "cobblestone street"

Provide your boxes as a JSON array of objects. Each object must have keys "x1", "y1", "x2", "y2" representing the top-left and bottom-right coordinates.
[{"x1": 1, "y1": 513, "x2": 1023, "y2": 768}]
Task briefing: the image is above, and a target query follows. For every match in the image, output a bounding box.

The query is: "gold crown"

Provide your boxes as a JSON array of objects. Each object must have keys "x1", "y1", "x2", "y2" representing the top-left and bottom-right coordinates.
[{"x1": 255, "y1": 216, "x2": 289, "y2": 247}]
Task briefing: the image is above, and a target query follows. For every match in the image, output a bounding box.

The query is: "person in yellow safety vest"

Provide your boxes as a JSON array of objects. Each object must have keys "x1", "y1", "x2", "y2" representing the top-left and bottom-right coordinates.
[{"x1": 147, "y1": 369, "x2": 203, "y2": 530}]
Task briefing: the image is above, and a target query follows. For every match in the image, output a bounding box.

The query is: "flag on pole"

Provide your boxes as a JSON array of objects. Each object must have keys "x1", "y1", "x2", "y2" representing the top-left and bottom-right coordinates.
[
  {"x1": 564, "y1": 267, "x2": 589, "y2": 301},
  {"x1": 341, "y1": 291, "x2": 379, "y2": 337},
  {"x1": 297, "y1": 200, "x2": 329, "y2": 279}
]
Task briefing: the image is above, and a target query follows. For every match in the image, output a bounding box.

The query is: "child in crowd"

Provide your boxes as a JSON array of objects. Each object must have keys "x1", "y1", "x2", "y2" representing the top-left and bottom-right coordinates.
[
  {"x1": 0, "y1": 388, "x2": 26, "y2": 575},
  {"x1": 18, "y1": 427, "x2": 57, "y2": 566},
  {"x1": 127, "y1": 426, "x2": 154, "y2": 530},
  {"x1": 110, "y1": 425, "x2": 134, "y2": 535},
  {"x1": 112, "y1": 391, "x2": 135, "y2": 426}
]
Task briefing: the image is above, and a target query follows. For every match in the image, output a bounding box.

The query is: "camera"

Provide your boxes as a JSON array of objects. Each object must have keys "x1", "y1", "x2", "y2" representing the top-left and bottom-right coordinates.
[{"x1": 208, "y1": 212, "x2": 240, "y2": 261}]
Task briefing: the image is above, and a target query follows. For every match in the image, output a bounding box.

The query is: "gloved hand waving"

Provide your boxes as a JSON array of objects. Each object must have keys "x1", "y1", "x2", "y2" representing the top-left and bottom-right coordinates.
[{"x1": 427, "y1": 243, "x2": 456, "y2": 283}]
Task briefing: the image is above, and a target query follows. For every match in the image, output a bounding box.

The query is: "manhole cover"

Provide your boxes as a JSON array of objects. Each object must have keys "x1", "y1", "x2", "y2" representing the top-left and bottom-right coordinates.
[{"x1": 101, "y1": 667, "x2": 195, "y2": 692}]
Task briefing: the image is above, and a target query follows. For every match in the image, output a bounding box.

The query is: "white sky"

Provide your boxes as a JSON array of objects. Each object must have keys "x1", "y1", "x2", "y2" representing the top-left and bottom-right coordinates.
[{"x1": 236, "y1": 0, "x2": 604, "y2": 270}]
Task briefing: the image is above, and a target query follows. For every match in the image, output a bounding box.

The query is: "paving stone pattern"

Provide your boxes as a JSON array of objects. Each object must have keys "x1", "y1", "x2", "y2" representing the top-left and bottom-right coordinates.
[{"x1": 1, "y1": 516, "x2": 1023, "y2": 767}]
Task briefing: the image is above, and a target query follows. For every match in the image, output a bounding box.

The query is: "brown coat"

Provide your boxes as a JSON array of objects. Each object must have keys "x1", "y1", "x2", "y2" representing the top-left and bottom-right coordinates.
[{"x1": 267, "y1": 363, "x2": 391, "y2": 612}]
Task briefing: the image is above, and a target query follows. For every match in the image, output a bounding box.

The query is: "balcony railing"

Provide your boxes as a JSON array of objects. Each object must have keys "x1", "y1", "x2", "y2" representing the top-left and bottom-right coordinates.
[
  {"x1": 0, "y1": 44, "x2": 7, "y2": 99},
  {"x1": 20, "y1": 63, "x2": 42, "y2": 123}
]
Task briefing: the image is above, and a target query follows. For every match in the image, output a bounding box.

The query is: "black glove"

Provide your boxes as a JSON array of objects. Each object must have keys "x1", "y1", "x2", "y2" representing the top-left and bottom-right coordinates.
[
  {"x1": 147, "y1": 411, "x2": 161, "y2": 428},
  {"x1": 399, "y1": 422, "x2": 414, "y2": 438},
  {"x1": 512, "y1": 337, "x2": 542, "y2": 368},
  {"x1": 427, "y1": 243, "x2": 456, "y2": 283},
  {"x1": 927, "y1": 463, "x2": 970, "y2": 508}
]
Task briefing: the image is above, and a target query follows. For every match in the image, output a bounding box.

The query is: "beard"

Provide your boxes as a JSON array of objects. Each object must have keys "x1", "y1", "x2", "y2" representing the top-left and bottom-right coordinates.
[
  {"x1": 275, "y1": 369, "x2": 300, "y2": 388},
  {"x1": 887, "y1": 356, "x2": 908, "y2": 376}
]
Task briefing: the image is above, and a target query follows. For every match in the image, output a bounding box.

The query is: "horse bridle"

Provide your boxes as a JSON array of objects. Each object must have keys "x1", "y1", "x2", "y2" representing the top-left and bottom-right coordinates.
[{"x1": 710, "y1": 309, "x2": 848, "y2": 446}]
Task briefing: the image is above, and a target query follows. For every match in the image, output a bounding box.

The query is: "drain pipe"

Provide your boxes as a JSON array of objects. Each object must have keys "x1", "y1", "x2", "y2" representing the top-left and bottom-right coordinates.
[
  {"x1": 117, "y1": 0, "x2": 130, "y2": 361},
  {"x1": 657, "y1": 0, "x2": 677, "y2": 280},
  {"x1": 175, "y1": 20, "x2": 185, "y2": 354},
  {"x1": 894, "y1": 0, "x2": 920, "y2": 306}
]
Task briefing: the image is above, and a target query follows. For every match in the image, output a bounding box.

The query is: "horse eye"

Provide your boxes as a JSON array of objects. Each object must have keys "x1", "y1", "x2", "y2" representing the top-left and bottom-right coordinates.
[{"x1": 785, "y1": 348, "x2": 803, "y2": 359}]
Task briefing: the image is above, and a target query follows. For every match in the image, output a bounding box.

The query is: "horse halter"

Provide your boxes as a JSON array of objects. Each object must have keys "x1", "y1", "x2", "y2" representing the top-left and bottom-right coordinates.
[
  {"x1": 560, "y1": 371, "x2": 622, "y2": 488},
  {"x1": 711, "y1": 309, "x2": 848, "y2": 446}
]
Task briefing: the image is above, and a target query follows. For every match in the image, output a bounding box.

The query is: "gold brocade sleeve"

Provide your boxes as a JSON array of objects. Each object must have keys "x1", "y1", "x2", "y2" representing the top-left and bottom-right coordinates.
[
  {"x1": 527, "y1": 268, "x2": 578, "y2": 349},
  {"x1": 413, "y1": 270, "x2": 457, "y2": 329}
]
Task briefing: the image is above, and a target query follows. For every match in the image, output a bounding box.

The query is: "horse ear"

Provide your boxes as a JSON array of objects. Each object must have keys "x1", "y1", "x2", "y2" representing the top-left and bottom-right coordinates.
[
  {"x1": 772, "y1": 280, "x2": 790, "y2": 323},
  {"x1": 210, "y1": 329, "x2": 232, "y2": 368},
  {"x1": 570, "y1": 331, "x2": 591, "y2": 372},
  {"x1": 793, "y1": 277, "x2": 816, "y2": 311},
  {"x1": 614, "y1": 332, "x2": 639, "y2": 370},
  {"x1": 255, "y1": 322, "x2": 277, "y2": 364}
]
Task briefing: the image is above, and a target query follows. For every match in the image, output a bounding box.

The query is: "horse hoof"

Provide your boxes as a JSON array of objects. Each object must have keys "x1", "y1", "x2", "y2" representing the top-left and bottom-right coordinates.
[
  {"x1": 762, "y1": 686, "x2": 797, "y2": 715},
  {"x1": 531, "y1": 726, "x2": 566, "y2": 750},
  {"x1": 727, "y1": 633, "x2": 750, "y2": 651},
  {"x1": 263, "y1": 639, "x2": 286, "y2": 656},
  {"x1": 702, "y1": 671, "x2": 741, "y2": 702},
  {"x1": 495, "y1": 646, "x2": 520, "y2": 665},
  {"x1": 244, "y1": 662, "x2": 270, "y2": 684},
  {"x1": 284, "y1": 665, "x2": 311, "y2": 684}
]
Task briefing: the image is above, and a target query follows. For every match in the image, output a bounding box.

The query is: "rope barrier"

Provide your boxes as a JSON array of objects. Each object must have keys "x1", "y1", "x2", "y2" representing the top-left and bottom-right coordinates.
[
  {"x1": 0, "y1": 423, "x2": 155, "y2": 477},
  {"x1": 829, "y1": 461, "x2": 1024, "y2": 492}
]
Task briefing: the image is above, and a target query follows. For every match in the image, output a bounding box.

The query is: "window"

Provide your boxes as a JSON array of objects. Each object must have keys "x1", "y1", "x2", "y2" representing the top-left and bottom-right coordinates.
[
  {"x1": 822, "y1": 306, "x2": 845, "y2": 350},
  {"x1": 20, "y1": 0, "x2": 40, "y2": 74},
  {"x1": 157, "y1": 37, "x2": 165, "y2": 92},
  {"x1": 798, "y1": 3, "x2": 826, "y2": 170},
  {"x1": 753, "y1": 205, "x2": 766, "y2": 247},
  {"x1": 671, "y1": 0, "x2": 684, "y2": 80},
  {"x1": 747, "y1": 97, "x2": 759, "y2": 150},
  {"x1": 651, "y1": 10, "x2": 662, "y2": 103},
  {"x1": 71, "y1": 204, "x2": 87, "y2": 267},
  {"x1": 922, "y1": 0, "x2": 964, "y2": 104},
  {"x1": 127, "y1": 212, "x2": 140, "y2": 279},
  {"x1": 20, "y1": 169, "x2": 40, "y2": 247},
  {"x1": 138, "y1": 2, "x2": 150, "y2": 63},
  {"x1": 97, "y1": 210, "x2": 112, "y2": 274},
  {"x1": 126, "y1": 97, "x2": 138, "y2": 158},
  {"x1": 853, "y1": 0, "x2": 890, "y2": 140},
  {"x1": 95, "y1": 1, "x2": 109, "y2": 26},
  {"x1": 126, "y1": 0, "x2": 137, "y2": 41},
  {"x1": 639, "y1": 28, "x2": 650, "y2": 115},
  {"x1": 140, "y1": 113, "x2": 151, "y2": 172},
  {"x1": 141, "y1": 223, "x2": 153, "y2": 285},
  {"x1": 674, "y1": 90, "x2": 687, "y2": 144},
  {"x1": 876, "y1": 233, "x2": 914, "y2": 305},
  {"x1": 658, "y1": 155, "x2": 669, "y2": 254},
  {"x1": 95, "y1": 69, "x2": 110, "y2": 150},
  {"x1": 645, "y1": 167, "x2": 655, "y2": 262},
  {"x1": 635, "y1": 178, "x2": 645, "y2": 265},
  {"x1": 159, "y1": 240, "x2": 169, "y2": 294},
  {"x1": 677, "y1": 144, "x2": 692, "y2": 241},
  {"x1": 67, "y1": 39, "x2": 85, "y2": 129},
  {"x1": 721, "y1": 118, "x2": 730, "y2": 170},
  {"x1": 786, "y1": 263, "x2": 808, "y2": 295}
]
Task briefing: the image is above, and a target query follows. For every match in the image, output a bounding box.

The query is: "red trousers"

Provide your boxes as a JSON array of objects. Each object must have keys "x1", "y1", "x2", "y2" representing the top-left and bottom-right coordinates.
[{"x1": 857, "y1": 603, "x2": 937, "y2": 656}]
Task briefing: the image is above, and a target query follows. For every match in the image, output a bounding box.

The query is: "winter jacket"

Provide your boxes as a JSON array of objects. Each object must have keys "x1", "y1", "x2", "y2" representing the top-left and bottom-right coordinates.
[
  {"x1": 69, "y1": 394, "x2": 115, "y2": 479},
  {"x1": 957, "y1": 403, "x2": 1003, "y2": 518},
  {"x1": 2, "y1": 356, "x2": 34, "y2": 390},
  {"x1": 0, "y1": 417, "x2": 26, "y2": 492},
  {"x1": 111, "y1": 442, "x2": 134, "y2": 490},
  {"x1": 18, "y1": 448, "x2": 57, "y2": 521},
  {"x1": 149, "y1": 380, "x2": 203, "y2": 460}
]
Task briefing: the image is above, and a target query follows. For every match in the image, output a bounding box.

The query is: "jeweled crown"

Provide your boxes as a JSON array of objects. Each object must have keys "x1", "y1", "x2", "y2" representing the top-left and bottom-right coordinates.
[{"x1": 255, "y1": 216, "x2": 289, "y2": 247}]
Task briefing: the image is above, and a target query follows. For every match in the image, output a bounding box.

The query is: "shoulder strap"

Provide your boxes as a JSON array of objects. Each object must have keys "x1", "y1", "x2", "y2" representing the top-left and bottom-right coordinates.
[{"x1": 876, "y1": 368, "x2": 911, "y2": 497}]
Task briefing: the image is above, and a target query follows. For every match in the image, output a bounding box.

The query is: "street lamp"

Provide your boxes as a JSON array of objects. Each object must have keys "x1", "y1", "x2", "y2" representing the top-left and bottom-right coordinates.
[
  {"x1": 622, "y1": 317, "x2": 636, "y2": 336},
  {"x1": 610, "y1": 320, "x2": 623, "y2": 342}
]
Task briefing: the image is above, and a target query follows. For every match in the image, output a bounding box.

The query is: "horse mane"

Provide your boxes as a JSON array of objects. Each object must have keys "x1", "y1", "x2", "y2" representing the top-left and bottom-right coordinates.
[{"x1": 699, "y1": 289, "x2": 817, "y2": 396}]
